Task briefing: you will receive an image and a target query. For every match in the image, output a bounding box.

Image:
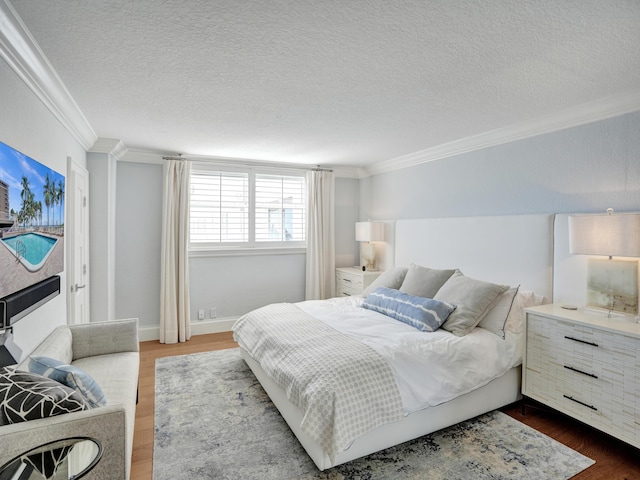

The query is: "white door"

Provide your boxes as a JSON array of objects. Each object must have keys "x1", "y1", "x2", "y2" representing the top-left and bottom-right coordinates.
[{"x1": 68, "y1": 159, "x2": 90, "y2": 324}]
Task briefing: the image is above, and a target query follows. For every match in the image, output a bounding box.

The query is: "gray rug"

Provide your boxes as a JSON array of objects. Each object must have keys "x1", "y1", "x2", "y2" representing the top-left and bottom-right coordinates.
[{"x1": 153, "y1": 348, "x2": 594, "y2": 480}]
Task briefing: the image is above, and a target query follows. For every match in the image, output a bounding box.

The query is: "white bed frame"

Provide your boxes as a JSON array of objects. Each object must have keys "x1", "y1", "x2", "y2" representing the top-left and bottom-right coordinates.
[{"x1": 241, "y1": 214, "x2": 555, "y2": 471}]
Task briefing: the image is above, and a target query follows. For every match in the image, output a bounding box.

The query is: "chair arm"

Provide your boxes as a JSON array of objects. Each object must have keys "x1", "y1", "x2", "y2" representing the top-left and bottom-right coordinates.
[
  {"x1": 0, "y1": 405, "x2": 127, "y2": 479},
  {"x1": 69, "y1": 318, "x2": 139, "y2": 360}
]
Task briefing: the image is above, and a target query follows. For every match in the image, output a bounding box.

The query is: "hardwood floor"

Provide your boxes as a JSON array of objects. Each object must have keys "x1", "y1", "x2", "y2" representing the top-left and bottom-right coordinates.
[{"x1": 131, "y1": 332, "x2": 640, "y2": 479}]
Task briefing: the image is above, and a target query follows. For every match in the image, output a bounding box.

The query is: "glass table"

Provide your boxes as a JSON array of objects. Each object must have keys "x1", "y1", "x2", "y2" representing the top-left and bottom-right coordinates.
[{"x1": 0, "y1": 437, "x2": 102, "y2": 480}]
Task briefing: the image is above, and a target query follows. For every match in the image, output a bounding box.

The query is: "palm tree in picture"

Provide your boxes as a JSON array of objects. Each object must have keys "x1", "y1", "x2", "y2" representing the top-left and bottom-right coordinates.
[
  {"x1": 33, "y1": 200, "x2": 42, "y2": 226},
  {"x1": 57, "y1": 180, "x2": 64, "y2": 227},
  {"x1": 20, "y1": 175, "x2": 34, "y2": 227},
  {"x1": 44, "y1": 172, "x2": 52, "y2": 226}
]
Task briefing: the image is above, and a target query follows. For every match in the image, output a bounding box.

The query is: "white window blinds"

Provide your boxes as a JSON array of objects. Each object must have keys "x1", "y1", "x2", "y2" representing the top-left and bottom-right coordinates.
[
  {"x1": 255, "y1": 174, "x2": 306, "y2": 242},
  {"x1": 189, "y1": 167, "x2": 306, "y2": 248},
  {"x1": 190, "y1": 171, "x2": 249, "y2": 243}
]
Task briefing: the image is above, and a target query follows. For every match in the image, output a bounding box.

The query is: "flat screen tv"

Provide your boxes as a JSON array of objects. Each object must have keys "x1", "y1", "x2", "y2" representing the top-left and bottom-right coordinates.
[{"x1": 0, "y1": 140, "x2": 64, "y2": 303}]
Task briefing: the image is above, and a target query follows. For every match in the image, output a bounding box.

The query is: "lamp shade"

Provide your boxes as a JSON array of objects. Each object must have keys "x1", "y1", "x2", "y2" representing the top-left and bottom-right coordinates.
[
  {"x1": 355, "y1": 221, "x2": 385, "y2": 242},
  {"x1": 568, "y1": 212, "x2": 640, "y2": 257}
]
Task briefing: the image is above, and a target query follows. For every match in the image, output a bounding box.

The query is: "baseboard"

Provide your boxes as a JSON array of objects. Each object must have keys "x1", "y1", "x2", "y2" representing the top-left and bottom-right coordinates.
[{"x1": 138, "y1": 317, "x2": 237, "y2": 342}]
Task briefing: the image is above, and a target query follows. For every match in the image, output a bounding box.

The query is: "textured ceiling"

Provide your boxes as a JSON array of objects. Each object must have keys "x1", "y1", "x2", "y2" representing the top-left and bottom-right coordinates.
[{"x1": 8, "y1": 0, "x2": 640, "y2": 168}]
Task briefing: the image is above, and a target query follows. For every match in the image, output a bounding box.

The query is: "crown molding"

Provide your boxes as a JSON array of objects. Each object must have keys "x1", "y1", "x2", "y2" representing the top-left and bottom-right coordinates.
[
  {"x1": 89, "y1": 138, "x2": 128, "y2": 160},
  {"x1": 0, "y1": 0, "x2": 97, "y2": 150},
  {"x1": 120, "y1": 148, "x2": 166, "y2": 165},
  {"x1": 366, "y1": 90, "x2": 640, "y2": 177}
]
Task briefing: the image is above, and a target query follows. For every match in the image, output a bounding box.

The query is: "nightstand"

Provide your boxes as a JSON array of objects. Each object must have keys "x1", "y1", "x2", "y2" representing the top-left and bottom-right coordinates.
[
  {"x1": 335, "y1": 267, "x2": 381, "y2": 297},
  {"x1": 523, "y1": 304, "x2": 640, "y2": 450}
]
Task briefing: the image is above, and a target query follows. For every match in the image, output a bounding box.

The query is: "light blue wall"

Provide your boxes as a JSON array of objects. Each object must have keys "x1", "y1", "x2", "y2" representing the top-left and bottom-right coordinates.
[
  {"x1": 360, "y1": 112, "x2": 640, "y2": 220},
  {"x1": 115, "y1": 161, "x2": 163, "y2": 327}
]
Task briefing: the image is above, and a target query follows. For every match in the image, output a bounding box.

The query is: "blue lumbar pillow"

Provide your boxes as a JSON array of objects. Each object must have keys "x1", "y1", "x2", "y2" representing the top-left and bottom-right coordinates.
[{"x1": 362, "y1": 286, "x2": 456, "y2": 332}]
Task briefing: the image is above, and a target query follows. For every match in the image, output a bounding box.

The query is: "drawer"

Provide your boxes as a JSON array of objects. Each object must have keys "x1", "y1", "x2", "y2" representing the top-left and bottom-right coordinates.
[
  {"x1": 336, "y1": 281, "x2": 360, "y2": 296},
  {"x1": 337, "y1": 269, "x2": 364, "y2": 287}
]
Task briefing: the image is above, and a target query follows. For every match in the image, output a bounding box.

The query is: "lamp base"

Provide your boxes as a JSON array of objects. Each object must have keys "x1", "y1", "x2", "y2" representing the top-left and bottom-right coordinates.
[
  {"x1": 586, "y1": 258, "x2": 638, "y2": 316},
  {"x1": 360, "y1": 243, "x2": 376, "y2": 271}
]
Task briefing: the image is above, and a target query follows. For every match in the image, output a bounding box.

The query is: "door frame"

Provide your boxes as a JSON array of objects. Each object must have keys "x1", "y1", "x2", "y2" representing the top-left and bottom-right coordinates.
[{"x1": 67, "y1": 157, "x2": 90, "y2": 324}]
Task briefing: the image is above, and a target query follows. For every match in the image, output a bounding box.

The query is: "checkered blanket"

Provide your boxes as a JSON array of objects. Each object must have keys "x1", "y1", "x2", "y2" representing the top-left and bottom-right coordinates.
[{"x1": 233, "y1": 303, "x2": 403, "y2": 461}]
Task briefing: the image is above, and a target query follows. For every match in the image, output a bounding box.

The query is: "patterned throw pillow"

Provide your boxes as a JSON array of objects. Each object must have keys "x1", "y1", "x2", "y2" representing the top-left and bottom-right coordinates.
[
  {"x1": 0, "y1": 367, "x2": 89, "y2": 425},
  {"x1": 27, "y1": 356, "x2": 107, "y2": 408},
  {"x1": 362, "y1": 287, "x2": 456, "y2": 332},
  {"x1": 23, "y1": 444, "x2": 74, "y2": 478}
]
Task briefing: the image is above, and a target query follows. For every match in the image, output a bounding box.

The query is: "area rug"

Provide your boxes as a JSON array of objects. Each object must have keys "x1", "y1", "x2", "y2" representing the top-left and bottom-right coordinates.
[{"x1": 153, "y1": 348, "x2": 594, "y2": 480}]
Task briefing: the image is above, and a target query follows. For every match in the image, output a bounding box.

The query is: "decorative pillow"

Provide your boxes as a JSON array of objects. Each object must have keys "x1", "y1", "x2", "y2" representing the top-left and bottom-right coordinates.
[
  {"x1": 362, "y1": 266, "x2": 409, "y2": 296},
  {"x1": 399, "y1": 264, "x2": 457, "y2": 299},
  {"x1": 0, "y1": 367, "x2": 89, "y2": 425},
  {"x1": 478, "y1": 286, "x2": 520, "y2": 338},
  {"x1": 23, "y1": 444, "x2": 73, "y2": 478},
  {"x1": 362, "y1": 287, "x2": 456, "y2": 332},
  {"x1": 434, "y1": 273, "x2": 509, "y2": 337},
  {"x1": 27, "y1": 356, "x2": 107, "y2": 408},
  {"x1": 505, "y1": 290, "x2": 545, "y2": 334}
]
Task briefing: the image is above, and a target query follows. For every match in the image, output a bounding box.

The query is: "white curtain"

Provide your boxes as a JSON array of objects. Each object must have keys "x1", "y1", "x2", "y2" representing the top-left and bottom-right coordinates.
[
  {"x1": 305, "y1": 170, "x2": 335, "y2": 300},
  {"x1": 160, "y1": 160, "x2": 191, "y2": 343}
]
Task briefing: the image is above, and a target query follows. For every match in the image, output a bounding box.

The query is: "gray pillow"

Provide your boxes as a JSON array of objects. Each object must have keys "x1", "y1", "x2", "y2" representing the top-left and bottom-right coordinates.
[
  {"x1": 399, "y1": 264, "x2": 456, "y2": 298},
  {"x1": 362, "y1": 266, "x2": 409, "y2": 296},
  {"x1": 435, "y1": 273, "x2": 509, "y2": 337}
]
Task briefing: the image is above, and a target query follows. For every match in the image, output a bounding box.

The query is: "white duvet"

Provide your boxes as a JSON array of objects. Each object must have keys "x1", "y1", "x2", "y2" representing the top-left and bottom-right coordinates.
[{"x1": 298, "y1": 296, "x2": 523, "y2": 415}]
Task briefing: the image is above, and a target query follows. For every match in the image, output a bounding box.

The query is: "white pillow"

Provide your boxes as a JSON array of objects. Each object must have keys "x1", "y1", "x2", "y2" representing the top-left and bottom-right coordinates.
[
  {"x1": 505, "y1": 290, "x2": 545, "y2": 334},
  {"x1": 478, "y1": 286, "x2": 519, "y2": 338}
]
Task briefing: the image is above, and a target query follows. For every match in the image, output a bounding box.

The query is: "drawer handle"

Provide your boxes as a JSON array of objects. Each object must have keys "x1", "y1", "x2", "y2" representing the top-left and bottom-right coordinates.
[
  {"x1": 564, "y1": 336, "x2": 599, "y2": 347},
  {"x1": 342, "y1": 292, "x2": 351, "y2": 296},
  {"x1": 564, "y1": 365, "x2": 598, "y2": 379},
  {"x1": 563, "y1": 395, "x2": 598, "y2": 411},
  {"x1": 343, "y1": 279, "x2": 352, "y2": 283}
]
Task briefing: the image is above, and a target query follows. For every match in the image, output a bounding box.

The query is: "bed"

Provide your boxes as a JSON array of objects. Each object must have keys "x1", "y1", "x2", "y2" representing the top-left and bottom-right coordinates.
[{"x1": 232, "y1": 214, "x2": 555, "y2": 471}]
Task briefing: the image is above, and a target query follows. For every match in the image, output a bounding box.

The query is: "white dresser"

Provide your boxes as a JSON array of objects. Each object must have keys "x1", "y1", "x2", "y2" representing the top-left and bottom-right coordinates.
[
  {"x1": 523, "y1": 304, "x2": 640, "y2": 449},
  {"x1": 335, "y1": 267, "x2": 381, "y2": 297}
]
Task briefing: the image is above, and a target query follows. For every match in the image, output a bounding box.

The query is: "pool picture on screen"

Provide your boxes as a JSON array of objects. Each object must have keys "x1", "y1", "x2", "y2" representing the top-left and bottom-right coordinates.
[{"x1": 0, "y1": 140, "x2": 64, "y2": 301}]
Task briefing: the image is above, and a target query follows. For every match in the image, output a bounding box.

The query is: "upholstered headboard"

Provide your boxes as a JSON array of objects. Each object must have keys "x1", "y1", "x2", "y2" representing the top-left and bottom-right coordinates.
[{"x1": 393, "y1": 214, "x2": 555, "y2": 300}]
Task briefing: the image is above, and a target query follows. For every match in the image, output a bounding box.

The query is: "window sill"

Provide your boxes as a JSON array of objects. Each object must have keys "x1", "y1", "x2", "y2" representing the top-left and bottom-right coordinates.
[{"x1": 189, "y1": 246, "x2": 307, "y2": 258}]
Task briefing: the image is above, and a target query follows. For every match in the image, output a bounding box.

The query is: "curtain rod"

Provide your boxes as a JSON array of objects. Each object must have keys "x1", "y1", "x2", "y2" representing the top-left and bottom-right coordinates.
[{"x1": 162, "y1": 155, "x2": 333, "y2": 172}]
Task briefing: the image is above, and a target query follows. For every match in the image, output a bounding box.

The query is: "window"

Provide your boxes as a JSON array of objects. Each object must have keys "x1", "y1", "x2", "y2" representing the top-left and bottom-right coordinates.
[
  {"x1": 255, "y1": 174, "x2": 305, "y2": 243},
  {"x1": 190, "y1": 170, "x2": 249, "y2": 243},
  {"x1": 190, "y1": 166, "x2": 306, "y2": 249}
]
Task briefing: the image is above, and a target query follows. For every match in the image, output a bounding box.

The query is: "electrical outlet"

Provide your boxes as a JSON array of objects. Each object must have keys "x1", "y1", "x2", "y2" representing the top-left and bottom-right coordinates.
[
  {"x1": 198, "y1": 309, "x2": 205, "y2": 320},
  {"x1": 210, "y1": 308, "x2": 217, "y2": 318}
]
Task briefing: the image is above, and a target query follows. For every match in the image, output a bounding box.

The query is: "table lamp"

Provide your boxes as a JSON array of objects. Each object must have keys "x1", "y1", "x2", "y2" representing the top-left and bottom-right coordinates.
[{"x1": 568, "y1": 208, "x2": 640, "y2": 318}]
